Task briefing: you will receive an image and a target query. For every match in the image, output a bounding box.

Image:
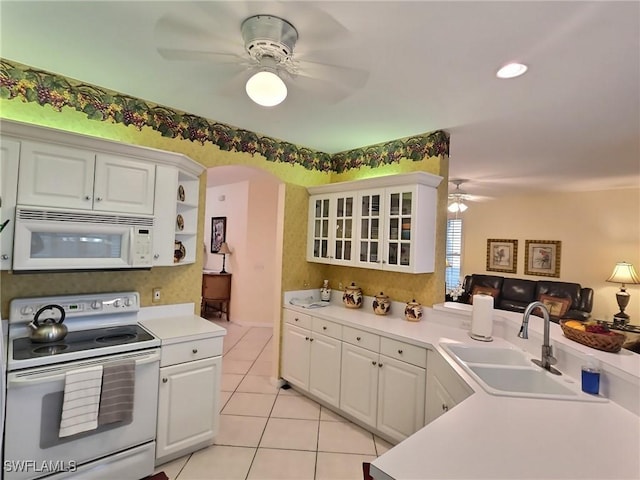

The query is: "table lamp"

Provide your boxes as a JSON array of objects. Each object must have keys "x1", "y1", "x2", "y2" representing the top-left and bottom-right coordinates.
[
  {"x1": 217, "y1": 242, "x2": 231, "y2": 274},
  {"x1": 606, "y1": 261, "x2": 640, "y2": 325}
]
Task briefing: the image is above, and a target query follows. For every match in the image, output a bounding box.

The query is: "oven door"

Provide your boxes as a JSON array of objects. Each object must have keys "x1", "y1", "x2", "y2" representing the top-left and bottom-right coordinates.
[{"x1": 4, "y1": 349, "x2": 160, "y2": 480}]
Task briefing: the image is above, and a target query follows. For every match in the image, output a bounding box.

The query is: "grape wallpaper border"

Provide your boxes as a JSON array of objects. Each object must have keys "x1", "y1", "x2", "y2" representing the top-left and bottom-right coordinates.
[{"x1": 0, "y1": 59, "x2": 449, "y2": 173}]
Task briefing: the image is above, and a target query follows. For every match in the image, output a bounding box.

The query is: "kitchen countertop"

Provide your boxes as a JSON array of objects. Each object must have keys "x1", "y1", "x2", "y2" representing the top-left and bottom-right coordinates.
[
  {"x1": 140, "y1": 314, "x2": 227, "y2": 345},
  {"x1": 283, "y1": 293, "x2": 640, "y2": 479}
]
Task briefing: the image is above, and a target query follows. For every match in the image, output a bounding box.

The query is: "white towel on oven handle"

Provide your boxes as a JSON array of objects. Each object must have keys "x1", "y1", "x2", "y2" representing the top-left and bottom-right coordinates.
[{"x1": 59, "y1": 365, "x2": 103, "y2": 438}]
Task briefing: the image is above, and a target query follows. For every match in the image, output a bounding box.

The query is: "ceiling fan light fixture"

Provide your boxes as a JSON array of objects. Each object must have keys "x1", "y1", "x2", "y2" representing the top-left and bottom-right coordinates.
[
  {"x1": 448, "y1": 200, "x2": 468, "y2": 213},
  {"x1": 245, "y1": 70, "x2": 287, "y2": 107},
  {"x1": 496, "y1": 62, "x2": 528, "y2": 79}
]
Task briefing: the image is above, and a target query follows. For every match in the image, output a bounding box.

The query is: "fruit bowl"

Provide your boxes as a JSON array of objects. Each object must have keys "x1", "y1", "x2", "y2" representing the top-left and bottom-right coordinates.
[{"x1": 560, "y1": 320, "x2": 626, "y2": 353}]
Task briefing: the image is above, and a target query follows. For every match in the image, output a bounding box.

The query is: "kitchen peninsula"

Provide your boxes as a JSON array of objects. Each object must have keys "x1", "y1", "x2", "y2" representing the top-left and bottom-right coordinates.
[{"x1": 282, "y1": 292, "x2": 640, "y2": 479}]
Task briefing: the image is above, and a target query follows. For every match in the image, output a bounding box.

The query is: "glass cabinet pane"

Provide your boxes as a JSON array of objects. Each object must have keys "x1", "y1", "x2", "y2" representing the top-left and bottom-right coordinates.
[
  {"x1": 400, "y1": 243, "x2": 410, "y2": 265},
  {"x1": 361, "y1": 196, "x2": 370, "y2": 216},
  {"x1": 371, "y1": 195, "x2": 380, "y2": 215},
  {"x1": 401, "y1": 192, "x2": 412, "y2": 215},
  {"x1": 322, "y1": 199, "x2": 330, "y2": 217},
  {"x1": 401, "y1": 217, "x2": 411, "y2": 241},
  {"x1": 389, "y1": 218, "x2": 399, "y2": 240},
  {"x1": 344, "y1": 219, "x2": 352, "y2": 238},
  {"x1": 388, "y1": 243, "x2": 398, "y2": 265},
  {"x1": 345, "y1": 197, "x2": 353, "y2": 216},
  {"x1": 390, "y1": 193, "x2": 400, "y2": 215},
  {"x1": 337, "y1": 198, "x2": 344, "y2": 217},
  {"x1": 371, "y1": 219, "x2": 379, "y2": 239}
]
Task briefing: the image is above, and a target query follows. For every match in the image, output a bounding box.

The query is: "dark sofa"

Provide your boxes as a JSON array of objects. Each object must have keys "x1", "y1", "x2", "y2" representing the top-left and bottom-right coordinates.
[{"x1": 458, "y1": 274, "x2": 594, "y2": 321}]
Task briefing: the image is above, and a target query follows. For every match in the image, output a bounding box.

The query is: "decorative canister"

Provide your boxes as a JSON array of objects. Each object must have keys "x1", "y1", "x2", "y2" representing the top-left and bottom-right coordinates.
[
  {"x1": 405, "y1": 299, "x2": 423, "y2": 322},
  {"x1": 372, "y1": 292, "x2": 391, "y2": 316},
  {"x1": 320, "y1": 280, "x2": 331, "y2": 302},
  {"x1": 342, "y1": 282, "x2": 363, "y2": 309}
]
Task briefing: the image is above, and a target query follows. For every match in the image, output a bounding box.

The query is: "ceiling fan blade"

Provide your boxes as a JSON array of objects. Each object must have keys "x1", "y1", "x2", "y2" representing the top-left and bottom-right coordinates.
[
  {"x1": 157, "y1": 48, "x2": 244, "y2": 63},
  {"x1": 286, "y1": 74, "x2": 357, "y2": 104},
  {"x1": 295, "y1": 59, "x2": 369, "y2": 92}
]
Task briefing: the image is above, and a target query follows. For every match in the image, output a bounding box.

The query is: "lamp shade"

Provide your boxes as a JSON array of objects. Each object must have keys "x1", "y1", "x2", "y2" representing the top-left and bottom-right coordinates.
[
  {"x1": 217, "y1": 242, "x2": 232, "y2": 255},
  {"x1": 606, "y1": 262, "x2": 640, "y2": 285},
  {"x1": 447, "y1": 201, "x2": 468, "y2": 213},
  {"x1": 245, "y1": 70, "x2": 287, "y2": 107}
]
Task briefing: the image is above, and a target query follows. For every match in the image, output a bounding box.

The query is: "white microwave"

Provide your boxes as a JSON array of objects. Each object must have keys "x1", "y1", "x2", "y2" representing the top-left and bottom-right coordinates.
[{"x1": 13, "y1": 206, "x2": 154, "y2": 271}]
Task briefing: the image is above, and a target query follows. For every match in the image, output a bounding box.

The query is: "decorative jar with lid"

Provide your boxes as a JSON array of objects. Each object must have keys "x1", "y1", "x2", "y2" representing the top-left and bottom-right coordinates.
[
  {"x1": 342, "y1": 282, "x2": 363, "y2": 309},
  {"x1": 405, "y1": 299, "x2": 423, "y2": 322},
  {"x1": 372, "y1": 292, "x2": 391, "y2": 315}
]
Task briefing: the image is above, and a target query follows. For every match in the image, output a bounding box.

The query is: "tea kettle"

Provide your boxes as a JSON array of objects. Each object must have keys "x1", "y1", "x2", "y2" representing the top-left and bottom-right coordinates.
[{"x1": 29, "y1": 304, "x2": 67, "y2": 343}]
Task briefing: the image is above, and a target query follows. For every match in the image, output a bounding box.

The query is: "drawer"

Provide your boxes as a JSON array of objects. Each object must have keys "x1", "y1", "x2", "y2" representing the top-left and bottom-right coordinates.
[
  {"x1": 312, "y1": 317, "x2": 342, "y2": 340},
  {"x1": 342, "y1": 326, "x2": 379, "y2": 352},
  {"x1": 161, "y1": 337, "x2": 222, "y2": 367},
  {"x1": 283, "y1": 309, "x2": 312, "y2": 329},
  {"x1": 380, "y1": 337, "x2": 427, "y2": 368}
]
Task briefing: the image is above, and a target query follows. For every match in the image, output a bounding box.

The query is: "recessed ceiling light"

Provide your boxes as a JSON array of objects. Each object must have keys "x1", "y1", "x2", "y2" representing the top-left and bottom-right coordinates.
[{"x1": 496, "y1": 63, "x2": 528, "y2": 79}]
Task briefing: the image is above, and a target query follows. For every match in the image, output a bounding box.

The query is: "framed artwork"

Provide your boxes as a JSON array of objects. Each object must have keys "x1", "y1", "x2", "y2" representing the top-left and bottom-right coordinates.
[
  {"x1": 524, "y1": 240, "x2": 561, "y2": 277},
  {"x1": 210, "y1": 217, "x2": 227, "y2": 253},
  {"x1": 486, "y1": 239, "x2": 518, "y2": 273}
]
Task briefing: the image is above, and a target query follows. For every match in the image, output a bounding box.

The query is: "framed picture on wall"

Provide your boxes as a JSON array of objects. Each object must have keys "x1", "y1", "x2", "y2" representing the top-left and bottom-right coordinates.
[
  {"x1": 524, "y1": 240, "x2": 561, "y2": 277},
  {"x1": 486, "y1": 239, "x2": 518, "y2": 273},
  {"x1": 211, "y1": 217, "x2": 227, "y2": 253}
]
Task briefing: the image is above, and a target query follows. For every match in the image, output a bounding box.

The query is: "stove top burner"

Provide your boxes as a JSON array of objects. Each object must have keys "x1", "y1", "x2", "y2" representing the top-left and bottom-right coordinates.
[
  {"x1": 96, "y1": 333, "x2": 137, "y2": 344},
  {"x1": 12, "y1": 324, "x2": 155, "y2": 361},
  {"x1": 33, "y1": 344, "x2": 69, "y2": 356}
]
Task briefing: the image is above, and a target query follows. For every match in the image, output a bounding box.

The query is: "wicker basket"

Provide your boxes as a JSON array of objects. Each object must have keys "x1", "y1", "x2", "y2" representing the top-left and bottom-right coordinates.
[{"x1": 560, "y1": 321, "x2": 626, "y2": 353}]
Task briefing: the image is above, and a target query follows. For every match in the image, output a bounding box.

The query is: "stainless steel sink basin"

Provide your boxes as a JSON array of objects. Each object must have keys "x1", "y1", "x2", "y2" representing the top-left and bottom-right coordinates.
[
  {"x1": 441, "y1": 342, "x2": 607, "y2": 403},
  {"x1": 442, "y1": 344, "x2": 531, "y2": 366}
]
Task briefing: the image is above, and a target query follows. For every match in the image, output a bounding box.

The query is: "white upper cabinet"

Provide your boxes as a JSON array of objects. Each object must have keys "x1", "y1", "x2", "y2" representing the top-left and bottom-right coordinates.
[
  {"x1": 1, "y1": 137, "x2": 20, "y2": 270},
  {"x1": 307, "y1": 192, "x2": 355, "y2": 266},
  {"x1": 308, "y1": 172, "x2": 442, "y2": 274},
  {"x1": 18, "y1": 141, "x2": 155, "y2": 215}
]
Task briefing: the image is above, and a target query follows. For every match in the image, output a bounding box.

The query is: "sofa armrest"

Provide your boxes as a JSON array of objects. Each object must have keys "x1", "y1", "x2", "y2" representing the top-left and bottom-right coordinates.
[{"x1": 578, "y1": 288, "x2": 594, "y2": 314}]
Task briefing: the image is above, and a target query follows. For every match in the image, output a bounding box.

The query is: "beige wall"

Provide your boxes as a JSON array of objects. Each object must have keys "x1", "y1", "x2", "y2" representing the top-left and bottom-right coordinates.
[{"x1": 460, "y1": 188, "x2": 640, "y2": 324}]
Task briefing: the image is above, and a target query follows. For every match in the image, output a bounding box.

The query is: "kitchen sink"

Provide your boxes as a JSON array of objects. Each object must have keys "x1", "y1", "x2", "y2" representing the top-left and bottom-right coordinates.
[
  {"x1": 469, "y1": 365, "x2": 577, "y2": 398},
  {"x1": 441, "y1": 342, "x2": 607, "y2": 403},
  {"x1": 442, "y1": 344, "x2": 531, "y2": 366}
]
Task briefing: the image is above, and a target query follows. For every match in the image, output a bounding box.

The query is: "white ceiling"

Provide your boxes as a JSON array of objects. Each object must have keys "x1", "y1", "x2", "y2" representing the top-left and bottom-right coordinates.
[{"x1": 1, "y1": 1, "x2": 638, "y2": 200}]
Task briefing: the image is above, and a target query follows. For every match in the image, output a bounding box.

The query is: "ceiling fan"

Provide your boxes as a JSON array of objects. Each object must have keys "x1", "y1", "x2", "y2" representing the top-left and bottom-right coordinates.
[
  {"x1": 448, "y1": 179, "x2": 470, "y2": 213},
  {"x1": 154, "y1": 4, "x2": 369, "y2": 106}
]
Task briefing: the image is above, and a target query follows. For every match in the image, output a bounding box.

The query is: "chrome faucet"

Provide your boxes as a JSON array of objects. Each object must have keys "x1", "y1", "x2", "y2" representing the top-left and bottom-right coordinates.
[{"x1": 518, "y1": 301, "x2": 562, "y2": 375}]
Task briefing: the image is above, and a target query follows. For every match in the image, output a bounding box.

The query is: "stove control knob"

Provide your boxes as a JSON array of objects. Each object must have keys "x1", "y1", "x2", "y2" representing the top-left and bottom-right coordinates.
[
  {"x1": 20, "y1": 306, "x2": 34, "y2": 315},
  {"x1": 113, "y1": 299, "x2": 122, "y2": 308},
  {"x1": 91, "y1": 301, "x2": 103, "y2": 310},
  {"x1": 124, "y1": 297, "x2": 134, "y2": 307}
]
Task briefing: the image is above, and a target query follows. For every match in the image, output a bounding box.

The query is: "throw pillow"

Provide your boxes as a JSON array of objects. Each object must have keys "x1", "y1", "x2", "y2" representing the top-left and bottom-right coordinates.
[
  {"x1": 536, "y1": 294, "x2": 572, "y2": 318},
  {"x1": 470, "y1": 286, "x2": 499, "y2": 304}
]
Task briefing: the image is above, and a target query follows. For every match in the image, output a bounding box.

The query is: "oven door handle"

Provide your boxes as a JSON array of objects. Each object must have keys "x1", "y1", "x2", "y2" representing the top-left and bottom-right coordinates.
[{"x1": 8, "y1": 349, "x2": 160, "y2": 387}]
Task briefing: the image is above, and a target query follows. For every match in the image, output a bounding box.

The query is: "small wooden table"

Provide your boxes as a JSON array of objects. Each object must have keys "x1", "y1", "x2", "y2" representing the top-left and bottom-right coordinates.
[{"x1": 201, "y1": 272, "x2": 231, "y2": 321}]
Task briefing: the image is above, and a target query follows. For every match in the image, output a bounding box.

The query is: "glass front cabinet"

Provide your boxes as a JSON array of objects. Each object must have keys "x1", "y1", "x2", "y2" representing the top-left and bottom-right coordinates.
[
  {"x1": 307, "y1": 172, "x2": 442, "y2": 274},
  {"x1": 307, "y1": 192, "x2": 355, "y2": 266}
]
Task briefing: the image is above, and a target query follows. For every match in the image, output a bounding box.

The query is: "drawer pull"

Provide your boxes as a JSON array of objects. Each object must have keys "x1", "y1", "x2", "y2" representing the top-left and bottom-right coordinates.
[
  {"x1": 309, "y1": 338, "x2": 314, "y2": 342},
  {"x1": 162, "y1": 378, "x2": 168, "y2": 383},
  {"x1": 398, "y1": 349, "x2": 403, "y2": 354},
  {"x1": 322, "y1": 326, "x2": 327, "y2": 330},
  {"x1": 305, "y1": 336, "x2": 309, "y2": 341},
  {"x1": 356, "y1": 336, "x2": 361, "y2": 341},
  {"x1": 372, "y1": 361, "x2": 377, "y2": 366},
  {"x1": 295, "y1": 317, "x2": 299, "y2": 322},
  {"x1": 378, "y1": 363, "x2": 383, "y2": 368},
  {"x1": 192, "y1": 348, "x2": 198, "y2": 354}
]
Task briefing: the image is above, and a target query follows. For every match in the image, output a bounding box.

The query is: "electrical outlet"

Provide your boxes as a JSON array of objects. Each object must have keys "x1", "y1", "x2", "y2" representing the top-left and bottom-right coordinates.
[{"x1": 152, "y1": 288, "x2": 161, "y2": 303}]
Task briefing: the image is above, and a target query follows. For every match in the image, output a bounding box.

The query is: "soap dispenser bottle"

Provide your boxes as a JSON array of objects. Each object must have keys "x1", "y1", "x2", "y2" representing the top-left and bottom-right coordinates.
[
  {"x1": 320, "y1": 280, "x2": 331, "y2": 302},
  {"x1": 581, "y1": 354, "x2": 601, "y2": 395}
]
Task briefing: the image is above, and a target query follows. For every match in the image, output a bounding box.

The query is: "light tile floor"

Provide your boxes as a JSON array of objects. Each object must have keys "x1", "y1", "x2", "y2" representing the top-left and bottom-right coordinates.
[{"x1": 155, "y1": 319, "x2": 394, "y2": 480}]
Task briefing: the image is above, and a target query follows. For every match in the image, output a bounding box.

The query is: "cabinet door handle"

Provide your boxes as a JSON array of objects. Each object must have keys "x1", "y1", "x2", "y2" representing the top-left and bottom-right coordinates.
[
  {"x1": 153, "y1": 253, "x2": 159, "y2": 260},
  {"x1": 305, "y1": 336, "x2": 309, "y2": 341},
  {"x1": 1, "y1": 254, "x2": 8, "y2": 260},
  {"x1": 295, "y1": 318, "x2": 299, "y2": 322},
  {"x1": 372, "y1": 361, "x2": 377, "y2": 366},
  {"x1": 398, "y1": 349, "x2": 403, "y2": 354},
  {"x1": 309, "y1": 338, "x2": 314, "y2": 342},
  {"x1": 322, "y1": 326, "x2": 327, "y2": 330},
  {"x1": 84, "y1": 195, "x2": 91, "y2": 201},
  {"x1": 356, "y1": 336, "x2": 361, "y2": 341},
  {"x1": 162, "y1": 378, "x2": 168, "y2": 383},
  {"x1": 442, "y1": 404, "x2": 449, "y2": 412},
  {"x1": 378, "y1": 363, "x2": 383, "y2": 368},
  {"x1": 192, "y1": 348, "x2": 198, "y2": 354},
  {"x1": 96, "y1": 197, "x2": 103, "y2": 201}
]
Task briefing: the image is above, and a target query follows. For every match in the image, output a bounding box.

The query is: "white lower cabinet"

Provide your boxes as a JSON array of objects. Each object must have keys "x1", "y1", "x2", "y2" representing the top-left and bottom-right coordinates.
[
  {"x1": 425, "y1": 350, "x2": 473, "y2": 424},
  {"x1": 156, "y1": 356, "x2": 221, "y2": 464},
  {"x1": 282, "y1": 312, "x2": 342, "y2": 408},
  {"x1": 340, "y1": 341, "x2": 426, "y2": 443}
]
